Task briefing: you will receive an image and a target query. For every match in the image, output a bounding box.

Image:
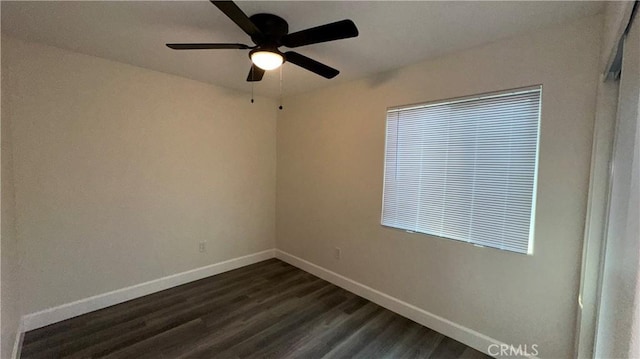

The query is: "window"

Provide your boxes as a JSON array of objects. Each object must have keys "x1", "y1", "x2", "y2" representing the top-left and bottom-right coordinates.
[{"x1": 381, "y1": 86, "x2": 542, "y2": 254}]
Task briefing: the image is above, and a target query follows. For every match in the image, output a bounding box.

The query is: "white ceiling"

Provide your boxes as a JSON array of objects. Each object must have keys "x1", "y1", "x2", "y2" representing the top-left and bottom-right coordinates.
[{"x1": 2, "y1": 1, "x2": 603, "y2": 97}]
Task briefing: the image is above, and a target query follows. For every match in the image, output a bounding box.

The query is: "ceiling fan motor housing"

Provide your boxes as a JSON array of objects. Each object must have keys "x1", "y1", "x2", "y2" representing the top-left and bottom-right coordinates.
[{"x1": 249, "y1": 13, "x2": 289, "y2": 47}]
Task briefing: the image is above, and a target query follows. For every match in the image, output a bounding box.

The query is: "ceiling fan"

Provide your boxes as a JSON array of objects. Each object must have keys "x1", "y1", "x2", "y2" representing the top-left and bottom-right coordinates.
[{"x1": 167, "y1": 0, "x2": 359, "y2": 82}]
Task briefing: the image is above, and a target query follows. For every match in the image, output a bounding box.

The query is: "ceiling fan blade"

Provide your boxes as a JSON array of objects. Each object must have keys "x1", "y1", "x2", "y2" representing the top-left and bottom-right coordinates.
[
  {"x1": 210, "y1": 1, "x2": 263, "y2": 39},
  {"x1": 246, "y1": 64, "x2": 265, "y2": 82},
  {"x1": 281, "y1": 19, "x2": 358, "y2": 48},
  {"x1": 166, "y1": 43, "x2": 252, "y2": 50},
  {"x1": 284, "y1": 51, "x2": 339, "y2": 79}
]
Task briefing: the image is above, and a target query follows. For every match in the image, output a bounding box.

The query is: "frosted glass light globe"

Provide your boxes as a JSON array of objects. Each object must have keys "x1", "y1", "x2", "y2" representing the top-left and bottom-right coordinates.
[{"x1": 250, "y1": 51, "x2": 284, "y2": 71}]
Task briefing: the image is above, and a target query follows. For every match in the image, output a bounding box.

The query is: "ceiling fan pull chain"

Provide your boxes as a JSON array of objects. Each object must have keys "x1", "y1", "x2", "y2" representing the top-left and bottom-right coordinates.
[
  {"x1": 250, "y1": 65, "x2": 255, "y2": 103},
  {"x1": 278, "y1": 67, "x2": 283, "y2": 110}
]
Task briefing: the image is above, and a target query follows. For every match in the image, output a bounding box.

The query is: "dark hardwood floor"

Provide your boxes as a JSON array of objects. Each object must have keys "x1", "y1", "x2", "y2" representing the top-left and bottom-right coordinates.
[{"x1": 21, "y1": 259, "x2": 491, "y2": 359}]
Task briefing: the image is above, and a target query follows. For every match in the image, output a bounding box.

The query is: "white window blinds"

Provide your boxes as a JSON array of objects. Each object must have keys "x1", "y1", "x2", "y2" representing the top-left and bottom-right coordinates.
[{"x1": 381, "y1": 87, "x2": 542, "y2": 254}]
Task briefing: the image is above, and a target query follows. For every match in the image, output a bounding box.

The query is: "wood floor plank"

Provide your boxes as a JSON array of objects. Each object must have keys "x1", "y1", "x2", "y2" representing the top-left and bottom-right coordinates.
[
  {"x1": 223, "y1": 292, "x2": 350, "y2": 358},
  {"x1": 176, "y1": 284, "x2": 342, "y2": 358},
  {"x1": 397, "y1": 328, "x2": 445, "y2": 358},
  {"x1": 350, "y1": 314, "x2": 415, "y2": 358},
  {"x1": 20, "y1": 259, "x2": 491, "y2": 359},
  {"x1": 429, "y1": 337, "x2": 470, "y2": 359},
  {"x1": 21, "y1": 318, "x2": 147, "y2": 358},
  {"x1": 283, "y1": 302, "x2": 385, "y2": 358},
  {"x1": 382, "y1": 321, "x2": 430, "y2": 358},
  {"x1": 100, "y1": 319, "x2": 208, "y2": 359},
  {"x1": 234, "y1": 293, "x2": 364, "y2": 358},
  {"x1": 321, "y1": 309, "x2": 398, "y2": 358}
]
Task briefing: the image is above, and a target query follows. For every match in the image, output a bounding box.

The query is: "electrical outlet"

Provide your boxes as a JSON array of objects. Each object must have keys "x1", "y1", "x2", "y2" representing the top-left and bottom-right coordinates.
[
  {"x1": 199, "y1": 241, "x2": 206, "y2": 253},
  {"x1": 334, "y1": 247, "x2": 341, "y2": 260}
]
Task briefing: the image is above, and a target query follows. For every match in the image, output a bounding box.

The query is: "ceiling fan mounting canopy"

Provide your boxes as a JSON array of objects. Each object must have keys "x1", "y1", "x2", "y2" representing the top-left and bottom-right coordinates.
[{"x1": 166, "y1": 0, "x2": 359, "y2": 82}]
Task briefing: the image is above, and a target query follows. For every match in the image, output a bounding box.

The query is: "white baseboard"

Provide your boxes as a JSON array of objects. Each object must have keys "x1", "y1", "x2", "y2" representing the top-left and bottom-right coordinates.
[
  {"x1": 21, "y1": 249, "x2": 275, "y2": 332},
  {"x1": 11, "y1": 321, "x2": 24, "y2": 359},
  {"x1": 276, "y1": 249, "x2": 531, "y2": 359}
]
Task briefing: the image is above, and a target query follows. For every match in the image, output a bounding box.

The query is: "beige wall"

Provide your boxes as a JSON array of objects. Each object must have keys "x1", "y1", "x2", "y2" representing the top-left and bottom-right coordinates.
[
  {"x1": 2, "y1": 36, "x2": 277, "y2": 315},
  {"x1": 277, "y1": 15, "x2": 602, "y2": 358}
]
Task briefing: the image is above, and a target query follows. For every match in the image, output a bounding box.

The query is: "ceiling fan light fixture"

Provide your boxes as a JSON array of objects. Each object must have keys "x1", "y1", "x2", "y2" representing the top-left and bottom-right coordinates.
[{"x1": 250, "y1": 49, "x2": 284, "y2": 71}]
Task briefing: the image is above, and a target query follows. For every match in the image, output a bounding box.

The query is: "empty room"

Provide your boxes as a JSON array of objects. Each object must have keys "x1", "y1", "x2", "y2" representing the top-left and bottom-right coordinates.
[{"x1": 1, "y1": 1, "x2": 639, "y2": 358}]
